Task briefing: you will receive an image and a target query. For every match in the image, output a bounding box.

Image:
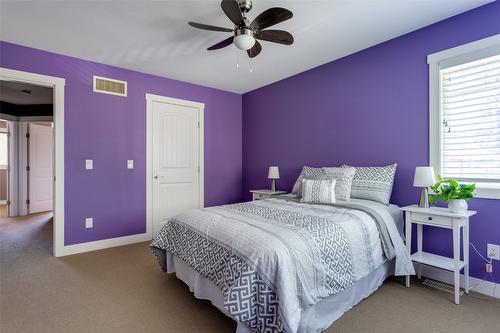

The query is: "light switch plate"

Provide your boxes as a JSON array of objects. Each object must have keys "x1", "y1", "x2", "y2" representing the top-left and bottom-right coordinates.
[
  {"x1": 487, "y1": 244, "x2": 500, "y2": 260},
  {"x1": 127, "y1": 160, "x2": 134, "y2": 169},
  {"x1": 85, "y1": 217, "x2": 93, "y2": 229},
  {"x1": 85, "y1": 159, "x2": 93, "y2": 170}
]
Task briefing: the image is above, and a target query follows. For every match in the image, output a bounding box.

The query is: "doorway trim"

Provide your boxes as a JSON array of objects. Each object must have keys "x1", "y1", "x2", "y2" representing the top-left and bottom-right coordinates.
[
  {"x1": 0, "y1": 67, "x2": 65, "y2": 256},
  {"x1": 145, "y1": 93, "x2": 204, "y2": 238}
]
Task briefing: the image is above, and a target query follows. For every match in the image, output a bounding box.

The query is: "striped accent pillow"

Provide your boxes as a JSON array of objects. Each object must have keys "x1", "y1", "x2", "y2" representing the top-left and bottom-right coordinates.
[
  {"x1": 341, "y1": 164, "x2": 397, "y2": 205},
  {"x1": 301, "y1": 179, "x2": 336, "y2": 204},
  {"x1": 322, "y1": 167, "x2": 356, "y2": 201}
]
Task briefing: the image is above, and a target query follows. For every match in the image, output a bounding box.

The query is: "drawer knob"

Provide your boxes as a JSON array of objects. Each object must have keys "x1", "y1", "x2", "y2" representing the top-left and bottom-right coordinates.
[{"x1": 428, "y1": 216, "x2": 433, "y2": 221}]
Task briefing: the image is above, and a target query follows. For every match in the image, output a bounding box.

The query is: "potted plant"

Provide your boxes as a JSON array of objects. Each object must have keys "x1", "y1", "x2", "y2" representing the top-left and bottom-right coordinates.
[{"x1": 429, "y1": 176, "x2": 476, "y2": 213}]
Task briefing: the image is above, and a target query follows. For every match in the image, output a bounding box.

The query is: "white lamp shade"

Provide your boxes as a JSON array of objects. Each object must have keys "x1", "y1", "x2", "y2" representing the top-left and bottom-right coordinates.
[
  {"x1": 413, "y1": 166, "x2": 436, "y2": 187},
  {"x1": 268, "y1": 166, "x2": 280, "y2": 179}
]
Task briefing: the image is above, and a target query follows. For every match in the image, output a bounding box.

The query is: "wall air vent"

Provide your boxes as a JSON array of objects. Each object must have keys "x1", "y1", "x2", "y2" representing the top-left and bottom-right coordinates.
[{"x1": 93, "y1": 76, "x2": 127, "y2": 97}]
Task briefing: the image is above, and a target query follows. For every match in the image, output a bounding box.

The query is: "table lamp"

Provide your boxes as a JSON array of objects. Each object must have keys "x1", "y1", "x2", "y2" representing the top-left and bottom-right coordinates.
[
  {"x1": 413, "y1": 166, "x2": 436, "y2": 208},
  {"x1": 268, "y1": 166, "x2": 280, "y2": 192}
]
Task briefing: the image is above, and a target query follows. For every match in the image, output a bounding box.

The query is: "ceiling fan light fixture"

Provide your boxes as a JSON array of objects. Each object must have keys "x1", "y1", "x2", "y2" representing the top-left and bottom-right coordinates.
[
  {"x1": 188, "y1": 1, "x2": 293, "y2": 58},
  {"x1": 234, "y1": 29, "x2": 255, "y2": 50}
]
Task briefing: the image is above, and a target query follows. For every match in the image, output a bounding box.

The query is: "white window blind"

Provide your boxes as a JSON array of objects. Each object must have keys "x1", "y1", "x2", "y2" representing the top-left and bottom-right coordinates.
[{"x1": 440, "y1": 53, "x2": 500, "y2": 182}]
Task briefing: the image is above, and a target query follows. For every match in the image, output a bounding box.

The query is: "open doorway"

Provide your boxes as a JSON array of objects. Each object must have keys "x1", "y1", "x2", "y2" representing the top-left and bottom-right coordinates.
[{"x1": 0, "y1": 80, "x2": 54, "y2": 253}]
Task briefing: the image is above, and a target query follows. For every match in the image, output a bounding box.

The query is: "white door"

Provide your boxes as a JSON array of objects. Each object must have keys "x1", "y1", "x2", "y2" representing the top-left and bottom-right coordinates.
[
  {"x1": 28, "y1": 123, "x2": 53, "y2": 214},
  {"x1": 151, "y1": 97, "x2": 202, "y2": 235}
]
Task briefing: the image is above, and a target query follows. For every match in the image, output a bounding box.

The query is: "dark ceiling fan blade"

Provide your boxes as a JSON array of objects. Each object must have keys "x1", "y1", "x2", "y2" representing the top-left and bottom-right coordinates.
[
  {"x1": 250, "y1": 8, "x2": 293, "y2": 31},
  {"x1": 207, "y1": 36, "x2": 234, "y2": 50},
  {"x1": 188, "y1": 22, "x2": 233, "y2": 32},
  {"x1": 221, "y1": 0, "x2": 245, "y2": 27},
  {"x1": 255, "y1": 30, "x2": 294, "y2": 45},
  {"x1": 247, "y1": 40, "x2": 262, "y2": 58}
]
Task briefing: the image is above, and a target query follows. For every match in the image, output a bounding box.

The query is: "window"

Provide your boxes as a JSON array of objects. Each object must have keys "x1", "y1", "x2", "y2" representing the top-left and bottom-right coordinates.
[{"x1": 428, "y1": 35, "x2": 500, "y2": 199}]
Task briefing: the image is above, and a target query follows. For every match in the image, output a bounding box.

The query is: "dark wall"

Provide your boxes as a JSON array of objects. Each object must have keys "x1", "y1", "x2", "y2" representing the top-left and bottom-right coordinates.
[{"x1": 0, "y1": 101, "x2": 53, "y2": 117}]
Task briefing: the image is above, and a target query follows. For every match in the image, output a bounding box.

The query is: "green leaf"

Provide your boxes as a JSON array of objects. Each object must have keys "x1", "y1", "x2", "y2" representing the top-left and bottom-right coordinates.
[
  {"x1": 428, "y1": 176, "x2": 475, "y2": 202},
  {"x1": 428, "y1": 194, "x2": 438, "y2": 205}
]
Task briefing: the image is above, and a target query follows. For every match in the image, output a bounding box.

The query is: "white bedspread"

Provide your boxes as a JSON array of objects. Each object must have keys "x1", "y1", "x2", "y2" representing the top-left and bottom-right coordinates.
[{"x1": 151, "y1": 197, "x2": 414, "y2": 333}]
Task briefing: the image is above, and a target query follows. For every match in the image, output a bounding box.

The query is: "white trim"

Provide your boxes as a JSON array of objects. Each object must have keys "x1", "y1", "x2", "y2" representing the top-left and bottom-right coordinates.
[
  {"x1": 20, "y1": 116, "x2": 53, "y2": 122},
  {"x1": 19, "y1": 122, "x2": 28, "y2": 216},
  {"x1": 93, "y1": 75, "x2": 128, "y2": 97},
  {"x1": 427, "y1": 34, "x2": 500, "y2": 64},
  {"x1": 0, "y1": 113, "x2": 18, "y2": 121},
  {"x1": 145, "y1": 93, "x2": 205, "y2": 238},
  {"x1": 61, "y1": 233, "x2": 150, "y2": 256},
  {"x1": 7, "y1": 121, "x2": 18, "y2": 216},
  {"x1": 419, "y1": 264, "x2": 499, "y2": 299},
  {"x1": 0, "y1": 67, "x2": 65, "y2": 256},
  {"x1": 428, "y1": 35, "x2": 500, "y2": 200}
]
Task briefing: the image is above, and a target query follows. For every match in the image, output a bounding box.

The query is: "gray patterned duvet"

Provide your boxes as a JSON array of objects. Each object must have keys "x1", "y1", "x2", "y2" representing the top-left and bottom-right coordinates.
[{"x1": 151, "y1": 197, "x2": 414, "y2": 333}]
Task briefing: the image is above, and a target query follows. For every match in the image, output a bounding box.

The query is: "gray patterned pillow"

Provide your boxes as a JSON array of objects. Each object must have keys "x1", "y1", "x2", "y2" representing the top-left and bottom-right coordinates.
[
  {"x1": 322, "y1": 167, "x2": 356, "y2": 201},
  {"x1": 291, "y1": 166, "x2": 325, "y2": 195},
  {"x1": 301, "y1": 179, "x2": 336, "y2": 204},
  {"x1": 341, "y1": 164, "x2": 397, "y2": 205}
]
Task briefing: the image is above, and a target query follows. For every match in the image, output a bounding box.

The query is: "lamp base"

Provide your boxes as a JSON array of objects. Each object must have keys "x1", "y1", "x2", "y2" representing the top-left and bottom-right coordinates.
[
  {"x1": 271, "y1": 180, "x2": 277, "y2": 192},
  {"x1": 418, "y1": 188, "x2": 430, "y2": 208}
]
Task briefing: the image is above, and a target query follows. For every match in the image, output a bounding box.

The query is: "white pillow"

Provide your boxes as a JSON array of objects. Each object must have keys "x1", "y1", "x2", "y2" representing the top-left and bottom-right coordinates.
[
  {"x1": 322, "y1": 167, "x2": 356, "y2": 201},
  {"x1": 301, "y1": 179, "x2": 336, "y2": 204}
]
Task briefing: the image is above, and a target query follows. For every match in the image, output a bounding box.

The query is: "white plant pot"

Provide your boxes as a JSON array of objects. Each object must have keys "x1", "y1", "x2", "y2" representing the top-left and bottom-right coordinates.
[{"x1": 448, "y1": 199, "x2": 468, "y2": 213}]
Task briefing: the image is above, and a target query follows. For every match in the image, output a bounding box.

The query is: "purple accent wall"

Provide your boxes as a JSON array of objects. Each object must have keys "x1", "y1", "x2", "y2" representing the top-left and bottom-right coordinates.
[
  {"x1": 242, "y1": 2, "x2": 500, "y2": 282},
  {"x1": 0, "y1": 41, "x2": 243, "y2": 245}
]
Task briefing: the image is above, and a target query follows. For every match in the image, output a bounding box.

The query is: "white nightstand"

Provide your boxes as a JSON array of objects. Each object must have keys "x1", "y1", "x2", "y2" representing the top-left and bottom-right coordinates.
[
  {"x1": 401, "y1": 205, "x2": 477, "y2": 304},
  {"x1": 250, "y1": 189, "x2": 287, "y2": 201}
]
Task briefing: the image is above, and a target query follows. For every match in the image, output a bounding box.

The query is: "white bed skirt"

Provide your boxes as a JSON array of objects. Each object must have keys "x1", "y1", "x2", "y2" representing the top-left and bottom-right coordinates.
[{"x1": 166, "y1": 253, "x2": 394, "y2": 333}]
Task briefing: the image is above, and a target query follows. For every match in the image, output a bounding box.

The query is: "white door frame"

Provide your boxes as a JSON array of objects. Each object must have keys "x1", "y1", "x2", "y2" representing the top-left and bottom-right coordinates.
[
  {"x1": 145, "y1": 93, "x2": 205, "y2": 238},
  {"x1": 0, "y1": 67, "x2": 65, "y2": 256}
]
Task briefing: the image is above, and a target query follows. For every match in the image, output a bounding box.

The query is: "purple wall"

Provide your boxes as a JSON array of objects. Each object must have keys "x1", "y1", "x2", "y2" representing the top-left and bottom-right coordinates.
[
  {"x1": 0, "y1": 41, "x2": 243, "y2": 245},
  {"x1": 242, "y1": 2, "x2": 500, "y2": 282}
]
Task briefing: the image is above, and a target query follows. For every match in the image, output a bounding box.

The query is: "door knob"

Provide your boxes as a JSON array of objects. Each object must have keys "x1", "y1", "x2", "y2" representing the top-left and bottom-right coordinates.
[{"x1": 154, "y1": 174, "x2": 159, "y2": 179}]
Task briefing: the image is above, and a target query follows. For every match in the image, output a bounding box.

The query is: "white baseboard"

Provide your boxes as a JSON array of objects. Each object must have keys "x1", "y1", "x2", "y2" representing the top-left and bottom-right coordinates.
[
  {"x1": 418, "y1": 264, "x2": 499, "y2": 299},
  {"x1": 57, "y1": 232, "x2": 151, "y2": 257}
]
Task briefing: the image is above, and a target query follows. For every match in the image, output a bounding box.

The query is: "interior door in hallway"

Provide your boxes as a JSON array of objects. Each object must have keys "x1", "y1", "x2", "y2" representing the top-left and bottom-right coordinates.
[{"x1": 28, "y1": 123, "x2": 53, "y2": 214}]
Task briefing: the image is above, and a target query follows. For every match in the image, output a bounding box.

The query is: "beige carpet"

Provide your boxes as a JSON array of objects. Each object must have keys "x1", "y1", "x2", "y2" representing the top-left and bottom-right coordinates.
[{"x1": 1, "y1": 214, "x2": 499, "y2": 333}]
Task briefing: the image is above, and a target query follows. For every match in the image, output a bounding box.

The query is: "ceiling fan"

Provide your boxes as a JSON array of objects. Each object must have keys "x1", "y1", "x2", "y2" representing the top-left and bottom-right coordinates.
[{"x1": 188, "y1": 0, "x2": 294, "y2": 58}]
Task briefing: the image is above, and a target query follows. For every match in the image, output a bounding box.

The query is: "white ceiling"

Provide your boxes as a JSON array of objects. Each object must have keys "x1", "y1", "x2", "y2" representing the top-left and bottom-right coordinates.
[
  {"x1": 0, "y1": 0, "x2": 492, "y2": 93},
  {"x1": 0, "y1": 81, "x2": 53, "y2": 105}
]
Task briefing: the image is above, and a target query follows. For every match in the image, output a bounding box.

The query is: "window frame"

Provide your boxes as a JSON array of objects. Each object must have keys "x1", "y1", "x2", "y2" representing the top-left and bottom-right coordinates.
[{"x1": 428, "y1": 34, "x2": 500, "y2": 200}]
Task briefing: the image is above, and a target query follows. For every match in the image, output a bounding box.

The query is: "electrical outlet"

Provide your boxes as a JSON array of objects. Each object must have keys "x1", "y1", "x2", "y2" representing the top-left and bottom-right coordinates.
[
  {"x1": 85, "y1": 217, "x2": 93, "y2": 229},
  {"x1": 487, "y1": 244, "x2": 500, "y2": 260},
  {"x1": 85, "y1": 159, "x2": 93, "y2": 170}
]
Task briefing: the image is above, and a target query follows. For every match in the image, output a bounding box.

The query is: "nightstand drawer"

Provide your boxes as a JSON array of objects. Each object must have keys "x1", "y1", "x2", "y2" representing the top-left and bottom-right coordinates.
[
  {"x1": 411, "y1": 212, "x2": 452, "y2": 227},
  {"x1": 250, "y1": 190, "x2": 287, "y2": 201},
  {"x1": 253, "y1": 193, "x2": 267, "y2": 200}
]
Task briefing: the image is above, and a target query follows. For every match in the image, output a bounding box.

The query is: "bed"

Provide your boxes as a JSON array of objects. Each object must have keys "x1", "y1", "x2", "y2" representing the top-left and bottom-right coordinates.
[{"x1": 151, "y1": 194, "x2": 415, "y2": 333}]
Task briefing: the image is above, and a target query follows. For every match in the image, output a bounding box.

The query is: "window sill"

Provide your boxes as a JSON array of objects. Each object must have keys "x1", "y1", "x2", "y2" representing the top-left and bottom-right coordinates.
[{"x1": 474, "y1": 183, "x2": 500, "y2": 200}]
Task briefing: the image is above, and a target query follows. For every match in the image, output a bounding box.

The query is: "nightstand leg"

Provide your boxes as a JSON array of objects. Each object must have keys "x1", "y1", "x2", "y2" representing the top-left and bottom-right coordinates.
[
  {"x1": 453, "y1": 224, "x2": 460, "y2": 305},
  {"x1": 405, "y1": 213, "x2": 412, "y2": 288},
  {"x1": 417, "y1": 224, "x2": 423, "y2": 279},
  {"x1": 463, "y1": 222, "x2": 469, "y2": 294}
]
